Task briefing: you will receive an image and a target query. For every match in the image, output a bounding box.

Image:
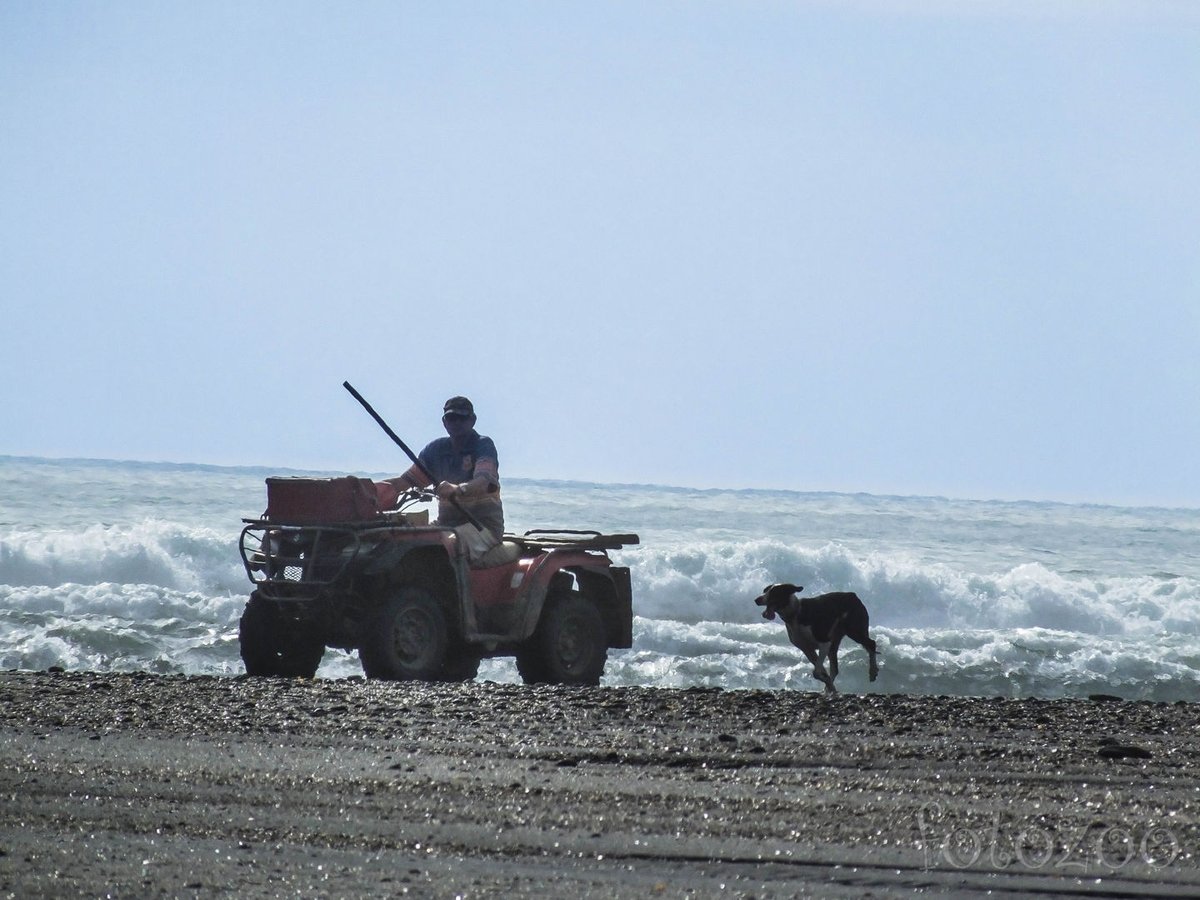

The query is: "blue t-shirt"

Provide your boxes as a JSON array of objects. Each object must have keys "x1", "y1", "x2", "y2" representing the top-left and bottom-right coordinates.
[
  {"x1": 417, "y1": 432, "x2": 499, "y2": 486},
  {"x1": 418, "y1": 431, "x2": 503, "y2": 535}
]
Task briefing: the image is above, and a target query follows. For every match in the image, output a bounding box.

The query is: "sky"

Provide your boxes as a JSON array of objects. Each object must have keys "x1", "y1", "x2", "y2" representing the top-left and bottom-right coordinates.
[{"x1": 2, "y1": 1, "x2": 1198, "y2": 507}]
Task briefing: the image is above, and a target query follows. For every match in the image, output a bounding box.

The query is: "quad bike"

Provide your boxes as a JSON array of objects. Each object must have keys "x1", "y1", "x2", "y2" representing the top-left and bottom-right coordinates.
[{"x1": 237, "y1": 476, "x2": 638, "y2": 685}]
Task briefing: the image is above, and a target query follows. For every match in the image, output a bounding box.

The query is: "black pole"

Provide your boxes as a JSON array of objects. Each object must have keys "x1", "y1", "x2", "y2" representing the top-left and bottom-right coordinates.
[{"x1": 343, "y1": 381, "x2": 484, "y2": 531}]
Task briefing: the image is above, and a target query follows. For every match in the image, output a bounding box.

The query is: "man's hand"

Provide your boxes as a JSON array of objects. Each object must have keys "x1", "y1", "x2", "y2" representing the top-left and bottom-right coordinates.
[{"x1": 435, "y1": 481, "x2": 460, "y2": 500}]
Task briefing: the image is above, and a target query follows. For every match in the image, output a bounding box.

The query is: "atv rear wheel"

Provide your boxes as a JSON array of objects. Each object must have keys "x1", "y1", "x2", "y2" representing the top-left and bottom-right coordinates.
[
  {"x1": 239, "y1": 592, "x2": 325, "y2": 678},
  {"x1": 359, "y1": 586, "x2": 449, "y2": 680},
  {"x1": 516, "y1": 590, "x2": 607, "y2": 686}
]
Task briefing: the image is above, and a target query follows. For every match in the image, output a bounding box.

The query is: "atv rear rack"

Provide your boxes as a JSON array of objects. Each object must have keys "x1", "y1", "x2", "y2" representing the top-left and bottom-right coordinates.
[{"x1": 516, "y1": 530, "x2": 640, "y2": 552}]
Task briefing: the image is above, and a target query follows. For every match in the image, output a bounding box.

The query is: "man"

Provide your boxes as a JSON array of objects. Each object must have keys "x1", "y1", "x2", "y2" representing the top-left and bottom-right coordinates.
[{"x1": 376, "y1": 396, "x2": 504, "y2": 540}]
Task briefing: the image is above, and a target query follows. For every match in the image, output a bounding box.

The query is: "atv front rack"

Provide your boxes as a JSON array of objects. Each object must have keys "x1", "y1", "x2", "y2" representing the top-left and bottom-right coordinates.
[{"x1": 240, "y1": 522, "x2": 370, "y2": 589}]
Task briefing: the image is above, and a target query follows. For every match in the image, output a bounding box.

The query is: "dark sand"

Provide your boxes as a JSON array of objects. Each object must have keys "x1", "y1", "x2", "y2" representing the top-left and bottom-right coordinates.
[{"x1": 2, "y1": 670, "x2": 1198, "y2": 898}]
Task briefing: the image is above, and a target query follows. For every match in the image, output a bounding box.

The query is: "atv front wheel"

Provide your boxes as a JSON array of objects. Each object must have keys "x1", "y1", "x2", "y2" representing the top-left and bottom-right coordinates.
[
  {"x1": 516, "y1": 591, "x2": 607, "y2": 686},
  {"x1": 359, "y1": 587, "x2": 449, "y2": 680},
  {"x1": 239, "y1": 593, "x2": 325, "y2": 678}
]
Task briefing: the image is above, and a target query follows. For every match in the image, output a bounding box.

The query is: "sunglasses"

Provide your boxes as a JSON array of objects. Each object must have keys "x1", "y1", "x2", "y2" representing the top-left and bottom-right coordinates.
[{"x1": 443, "y1": 413, "x2": 472, "y2": 422}]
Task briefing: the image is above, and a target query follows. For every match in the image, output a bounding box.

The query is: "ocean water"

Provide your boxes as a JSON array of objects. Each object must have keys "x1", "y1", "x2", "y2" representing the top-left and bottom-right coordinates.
[{"x1": 2, "y1": 456, "x2": 1198, "y2": 701}]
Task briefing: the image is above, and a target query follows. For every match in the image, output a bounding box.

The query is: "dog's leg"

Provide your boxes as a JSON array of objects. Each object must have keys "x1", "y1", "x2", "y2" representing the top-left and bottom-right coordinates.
[
  {"x1": 826, "y1": 617, "x2": 848, "y2": 683},
  {"x1": 811, "y1": 661, "x2": 837, "y2": 694},
  {"x1": 805, "y1": 648, "x2": 837, "y2": 694},
  {"x1": 843, "y1": 629, "x2": 879, "y2": 682},
  {"x1": 787, "y1": 624, "x2": 837, "y2": 693},
  {"x1": 827, "y1": 636, "x2": 842, "y2": 683},
  {"x1": 844, "y1": 600, "x2": 883, "y2": 681},
  {"x1": 840, "y1": 636, "x2": 877, "y2": 681},
  {"x1": 815, "y1": 642, "x2": 829, "y2": 666},
  {"x1": 815, "y1": 642, "x2": 838, "y2": 690}
]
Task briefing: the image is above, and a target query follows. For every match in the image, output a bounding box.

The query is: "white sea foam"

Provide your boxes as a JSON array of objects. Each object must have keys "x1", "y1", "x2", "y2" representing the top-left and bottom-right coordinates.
[
  {"x1": 0, "y1": 521, "x2": 246, "y2": 593},
  {"x1": 629, "y1": 539, "x2": 1200, "y2": 637},
  {"x1": 2, "y1": 456, "x2": 1198, "y2": 700}
]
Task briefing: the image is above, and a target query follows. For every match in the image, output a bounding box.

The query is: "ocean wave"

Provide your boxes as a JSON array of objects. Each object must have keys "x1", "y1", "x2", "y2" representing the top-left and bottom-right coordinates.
[
  {"x1": 630, "y1": 539, "x2": 1200, "y2": 638},
  {"x1": 0, "y1": 522, "x2": 247, "y2": 594},
  {"x1": 3, "y1": 458, "x2": 1199, "y2": 699},
  {"x1": 4, "y1": 587, "x2": 1197, "y2": 700},
  {"x1": 0, "y1": 583, "x2": 244, "y2": 675},
  {"x1": 608, "y1": 619, "x2": 1200, "y2": 701}
]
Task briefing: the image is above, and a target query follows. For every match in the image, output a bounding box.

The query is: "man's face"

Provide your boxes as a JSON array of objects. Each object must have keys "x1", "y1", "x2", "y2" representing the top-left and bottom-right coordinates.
[{"x1": 442, "y1": 413, "x2": 475, "y2": 440}]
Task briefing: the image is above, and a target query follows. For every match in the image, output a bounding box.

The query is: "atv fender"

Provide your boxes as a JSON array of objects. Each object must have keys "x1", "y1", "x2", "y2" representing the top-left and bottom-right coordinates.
[
  {"x1": 577, "y1": 565, "x2": 633, "y2": 648},
  {"x1": 514, "y1": 551, "x2": 625, "y2": 645}
]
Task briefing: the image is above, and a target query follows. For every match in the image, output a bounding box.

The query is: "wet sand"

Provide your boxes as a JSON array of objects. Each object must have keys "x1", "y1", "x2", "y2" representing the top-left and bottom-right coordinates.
[{"x1": 2, "y1": 669, "x2": 1198, "y2": 898}]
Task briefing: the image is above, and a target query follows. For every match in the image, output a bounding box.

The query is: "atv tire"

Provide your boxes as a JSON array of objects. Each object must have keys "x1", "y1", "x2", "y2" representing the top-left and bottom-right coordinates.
[
  {"x1": 239, "y1": 592, "x2": 325, "y2": 678},
  {"x1": 516, "y1": 590, "x2": 607, "y2": 686},
  {"x1": 359, "y1": 586, "x2": 449, "y2": 680}
]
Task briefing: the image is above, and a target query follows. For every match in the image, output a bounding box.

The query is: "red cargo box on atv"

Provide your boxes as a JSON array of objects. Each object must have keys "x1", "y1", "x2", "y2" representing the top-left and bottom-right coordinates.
[{"x1": 265, "y1": 476, "x2": 381, "y2": 524}]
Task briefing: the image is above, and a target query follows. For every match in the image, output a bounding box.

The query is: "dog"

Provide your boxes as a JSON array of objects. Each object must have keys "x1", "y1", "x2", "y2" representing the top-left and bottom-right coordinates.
[{"x1": 754, "y1": 583, "x2": 878, "y2": 693}]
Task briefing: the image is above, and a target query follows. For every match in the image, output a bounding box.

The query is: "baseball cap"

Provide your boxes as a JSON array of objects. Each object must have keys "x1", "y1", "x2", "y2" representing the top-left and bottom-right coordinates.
[{"x1": 443, "y1": 396, "x2": 475, "y2": 417}]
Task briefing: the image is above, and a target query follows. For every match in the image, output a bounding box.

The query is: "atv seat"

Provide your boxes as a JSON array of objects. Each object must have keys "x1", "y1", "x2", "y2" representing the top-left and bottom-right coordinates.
[{"x1": 473, "y1": 539, "x2": 524, "y2": 569}]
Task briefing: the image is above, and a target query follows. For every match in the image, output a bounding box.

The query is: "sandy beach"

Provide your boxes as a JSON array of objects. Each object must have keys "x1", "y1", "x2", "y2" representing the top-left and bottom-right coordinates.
[{"x1": 2, "y1": 670, "x2": 1197, "y2": 898}]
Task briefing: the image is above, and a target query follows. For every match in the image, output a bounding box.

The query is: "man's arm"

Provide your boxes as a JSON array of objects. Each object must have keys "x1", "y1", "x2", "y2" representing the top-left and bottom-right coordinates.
[
  {"x1": 376, "y1": 464, "x2": 431, "y2": 509},
  {"x1": 433, "y1": 451, "x2": 498, "y2": 501},
  {"x1": 384, "y1": 463, "x2": 431, "y2": 491}
]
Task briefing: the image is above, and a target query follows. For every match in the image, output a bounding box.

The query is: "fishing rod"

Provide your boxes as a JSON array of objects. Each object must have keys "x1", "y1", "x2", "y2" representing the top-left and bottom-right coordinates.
[{"x1": 343, "y1": 380, "x2": 485, "y2": 532}]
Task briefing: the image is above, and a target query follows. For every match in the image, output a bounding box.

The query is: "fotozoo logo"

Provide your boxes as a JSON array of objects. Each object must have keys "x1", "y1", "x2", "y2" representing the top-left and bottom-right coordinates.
[{"x1": 915, "y1": 802, "x2": 1180, "y2": 872}]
